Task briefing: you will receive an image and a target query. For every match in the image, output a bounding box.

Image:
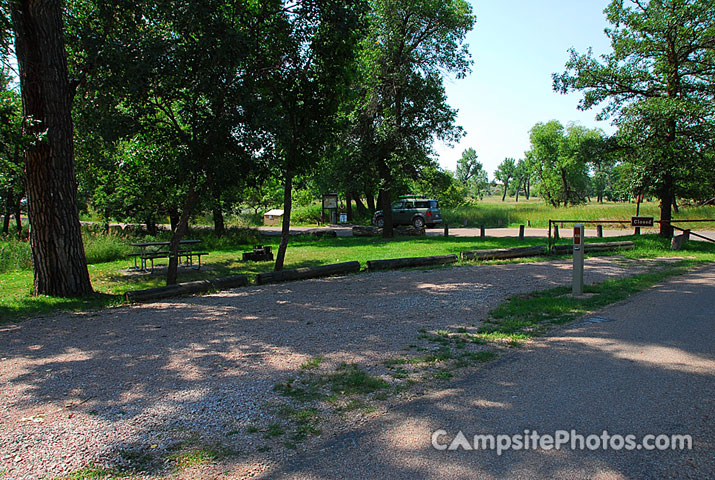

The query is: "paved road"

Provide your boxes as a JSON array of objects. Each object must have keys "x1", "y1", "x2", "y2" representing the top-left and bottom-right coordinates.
[
  {"x1": 257, "y1": 225, "x2": 715, "y2": 241},
  {"x1": 267, "y1": 265, "x2": 715, "y2": 479},
  {"x1": 79, "y1": 219, "x2": 714, "y2": 242}
]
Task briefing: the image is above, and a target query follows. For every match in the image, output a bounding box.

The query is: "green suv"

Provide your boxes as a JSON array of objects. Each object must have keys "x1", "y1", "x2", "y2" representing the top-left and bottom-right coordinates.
[{"x1": 373, "y1": 196, "x2": 443, "y2": 229}]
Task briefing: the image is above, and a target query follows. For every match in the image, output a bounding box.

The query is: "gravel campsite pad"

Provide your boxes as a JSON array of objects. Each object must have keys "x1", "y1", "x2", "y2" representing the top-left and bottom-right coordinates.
[{"x1": 0, "y1": 257, "x2": 670, "y2": 479}]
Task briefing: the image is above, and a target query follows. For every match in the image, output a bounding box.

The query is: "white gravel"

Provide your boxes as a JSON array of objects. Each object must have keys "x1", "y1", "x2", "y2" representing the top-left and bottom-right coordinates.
[{"x1": 0, "y1": 257, "x2": 664, "y2": 479}]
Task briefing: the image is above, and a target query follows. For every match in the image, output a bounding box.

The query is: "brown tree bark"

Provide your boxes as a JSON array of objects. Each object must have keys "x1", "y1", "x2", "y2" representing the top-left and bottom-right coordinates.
[
  {"x1": 344, "y1": 191, "x2": 353, "y2": 222},
  {"x1": 213, "y1": 206, "x2": 225, "y2": 236},
  {"x1": 274, "y1": 172, "x2": 293, "y2": 271},
  {"x1": 352, "y1": 192, "x2": 368, "y2": 216},
  {"x1": 365, "y1": 191, "x2": 376, "y2": 212},
  {"x1": 377, "y1": 160, "x2": 393, "y2": 238},
  {"x1": 2, "y1": 190, "x2": 12, "y2": 235},
  {"x1": 659, "y1": 172, "x2": 674, "y2": 237},
  {"x1": 166, "y1": 185, "x2": 200, "y2": 285},
  {"x1": 168, "y1": 207, "x2": 180, "y2": 232},
  {"x1": 12, "y1": 0, "x2": 92, "y2": 296}
]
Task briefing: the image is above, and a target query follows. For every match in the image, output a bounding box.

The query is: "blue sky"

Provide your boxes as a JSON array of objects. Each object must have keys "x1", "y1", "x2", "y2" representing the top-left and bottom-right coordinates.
[{"x1": 434, "y1": 0, "x2": 616, "y2": 178}]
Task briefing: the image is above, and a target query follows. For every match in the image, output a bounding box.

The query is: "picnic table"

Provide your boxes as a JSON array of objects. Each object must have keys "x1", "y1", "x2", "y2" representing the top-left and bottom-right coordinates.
[{"x1": 128, "y1": 240, "x2": 208, "y2": 272}]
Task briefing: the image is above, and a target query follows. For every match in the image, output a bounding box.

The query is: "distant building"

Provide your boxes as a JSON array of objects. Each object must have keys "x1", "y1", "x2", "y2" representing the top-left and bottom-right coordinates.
[{"x1": 263, "y1": 209, "x2": 284, "y2": 226}]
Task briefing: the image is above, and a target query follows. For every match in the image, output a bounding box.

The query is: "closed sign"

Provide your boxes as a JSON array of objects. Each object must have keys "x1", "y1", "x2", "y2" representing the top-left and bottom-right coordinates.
[{"x1": 632, "y1": 216, "x2": 654, "y2": 227}]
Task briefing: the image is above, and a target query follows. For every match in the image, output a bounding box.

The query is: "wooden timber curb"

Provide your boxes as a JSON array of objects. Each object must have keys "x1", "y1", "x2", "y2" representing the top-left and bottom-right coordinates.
[
  {"x1": 460, "y1": 245, "x2": 547, "y2": 261},
  {"x1": 551, "y1": 241, "x2": 635, "y2": 254},
  {"x1": 125, "y1": 241, "x2": 635, "y2": 303},
  {"x1": 256, "y1": 261, "x2": 361, "y2": 285},
  {"x1": 125, "y1": 275, "x2": 248, "y2": 303},
  {"x1": 365, "y1": 254, "x2": 458, "y2": 271}
]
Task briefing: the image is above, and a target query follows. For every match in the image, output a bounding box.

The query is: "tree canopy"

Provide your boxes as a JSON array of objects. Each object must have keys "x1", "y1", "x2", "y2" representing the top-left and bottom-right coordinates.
[
  {"x1": 554, "y1": 0, "x2": 715, "y2": 234},
  {"x1": 350, "y1": 0, "x2": 474, "y2": 237}
]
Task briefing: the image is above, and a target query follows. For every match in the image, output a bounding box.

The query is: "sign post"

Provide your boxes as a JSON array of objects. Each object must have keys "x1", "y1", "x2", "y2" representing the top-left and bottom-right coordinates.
[{"x1": 573, "y1": 224, "x2": 584, "y2": 295}]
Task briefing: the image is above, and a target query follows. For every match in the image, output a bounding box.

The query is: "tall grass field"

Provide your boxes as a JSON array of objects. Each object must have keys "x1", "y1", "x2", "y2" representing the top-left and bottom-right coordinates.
[{"x1": 442, "y1": 197, "x2": 715, "y2": 229}]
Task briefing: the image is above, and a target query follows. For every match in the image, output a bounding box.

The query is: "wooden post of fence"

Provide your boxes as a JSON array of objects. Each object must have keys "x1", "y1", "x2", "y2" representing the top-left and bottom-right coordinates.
[
  {"x1": 597, "y1": 225, "x2": 603, "y2": 238},
  {"x1": 519, "y1": 225, "x2": 525, "y2": 240},
  {"x1": 444, "y1": 223, "x2": 449, "y2": 237},
  {"x1": 480, "y1": 225, "x2": 485, "y2": 239},
  {"x1": 554, "y1": 224, "x2": 560, "y2": 241}
]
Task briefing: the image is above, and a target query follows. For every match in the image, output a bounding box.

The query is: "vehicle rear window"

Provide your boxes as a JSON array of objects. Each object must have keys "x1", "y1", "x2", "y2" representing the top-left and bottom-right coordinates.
[{"x1": 429, "y1": 200, "x2": 439, "y2": 208}]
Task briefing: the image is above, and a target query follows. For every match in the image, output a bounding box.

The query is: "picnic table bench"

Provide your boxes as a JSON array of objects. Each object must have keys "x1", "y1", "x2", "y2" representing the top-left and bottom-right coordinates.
[{"x1": 129, "y1": 240, "x2": 209, "y2": 272}]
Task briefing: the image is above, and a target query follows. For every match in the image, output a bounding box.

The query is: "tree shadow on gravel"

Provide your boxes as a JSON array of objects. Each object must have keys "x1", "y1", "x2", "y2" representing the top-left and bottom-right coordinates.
[{"x1": 0, "y1": 258, "x2": 679, "y2": 478}]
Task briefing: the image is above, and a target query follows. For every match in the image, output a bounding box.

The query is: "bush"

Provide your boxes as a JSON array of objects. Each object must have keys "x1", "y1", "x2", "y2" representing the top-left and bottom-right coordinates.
[
  {"x1": 192, "y1": 227, "x2": 263, "y2": 250},
  {"x1": 82, "y1": 230, "x2": 133, "y2": 264},
  {"x1": 291, "y1": 203, "x2": 322, "y2": 224}
]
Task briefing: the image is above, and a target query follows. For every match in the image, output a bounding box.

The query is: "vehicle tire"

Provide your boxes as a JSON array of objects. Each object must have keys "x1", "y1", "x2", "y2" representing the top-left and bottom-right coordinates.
[
  {"x1": 412, "y1": 216, "x2": 425, "y2": 229},
  {"x1": 375, "y1": 216, "x2": 384, "y2": 228}
]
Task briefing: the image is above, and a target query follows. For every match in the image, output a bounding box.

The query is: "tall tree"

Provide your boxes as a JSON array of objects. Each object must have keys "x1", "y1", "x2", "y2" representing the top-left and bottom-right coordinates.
[
  {"x1": 10, "y1": 0, "x2": 92, "y2": 296},
  {"x1": 495, "y1": 157, "x2": 516, "y2": 201},
  {"x1": 253, "y1": 0, "x2": 364, "y2": 271},
  {"x1": 69, "y1": 0, "x2": 263, "y2": 284},
  {"x1": 354, "y1": 0, "x2": 474, "y2": 237},
  {"x1": 456, "y1": 147, "x2": 487, "y2": 200},
  {"x1": 554, "y1": 0, "x2": 715, "y2": 236},
  {"x1": 526, "y1": 121, "x2": 592, "y2": 207},
  {"x1": 513, "y1": 158, "x2": 531, "y2": 202}
]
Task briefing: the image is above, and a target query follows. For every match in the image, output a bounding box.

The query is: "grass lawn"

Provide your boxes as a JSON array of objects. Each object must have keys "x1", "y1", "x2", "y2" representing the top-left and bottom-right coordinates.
[{"x1": 1, "y1": 226, "x2": 714, "y2": 323}]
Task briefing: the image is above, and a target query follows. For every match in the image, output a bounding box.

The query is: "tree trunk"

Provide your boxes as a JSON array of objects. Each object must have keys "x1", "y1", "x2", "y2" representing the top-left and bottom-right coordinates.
[
  {"x1": 169, "y1": 207, "x2": 180, "y2": 232},
  {"x1": 14, "y1": 197, "x2": 22, "y2": 238},
  {"x1": 145, "y1": 215, "x2": 157, "y2": 236},
  {"x1": 659, "y1": 174, "x2": 674, "y2": 237},
  {"x1": 672, "y1": 193, "x2": 679, "y2": 213},
  {"x1": 561, "y1": 168, "x2": 570, "y2": 207},
  {"x1": 213, "y1": 206, "x2": 225, "y2": 236},
  {"x1": 378, "y1": 160, "x2": 393, "y2": 238},
  {"x1": 366, "y1": 191, "x2": 375, "y2": 212},
  {"x1": 274, "y1": 172, "x2": 293, "y2": 271},
  {"x1": 526, "y1": 178, "x2": 531, "y2": 199},
  {"x1": 12, "y1": 0, "x2": 92, "y2": 296},
  {"x1": 345, "y1": 191, "x2": 353, "y2": 221},
  {"x1": 353, "y1": 192, "x2": 368, "y2": 216},
  {"x1": 2, "y1": 190, "x2": 11, "y2": 234},
  {"x1": 211, "y1": 184, "x2": 225, "y2": 236},
  {"x1": 501, "y1": 180, "x2": 509, "y2": 201},
  {"x1": 515, "y1": 180, "x2": 520, "y2": 202},
  {"x1": 379, "y1": 184, "x2": 393, "y2": 238},
  {"x1": 166, "y1": 185, "x2": 200, "y2": 285}
]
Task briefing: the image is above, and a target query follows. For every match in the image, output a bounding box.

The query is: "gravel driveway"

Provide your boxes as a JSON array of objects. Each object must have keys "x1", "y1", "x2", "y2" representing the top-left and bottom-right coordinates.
[{"x1": 0, "y1": 257, "x2": 665, "y2": 479}]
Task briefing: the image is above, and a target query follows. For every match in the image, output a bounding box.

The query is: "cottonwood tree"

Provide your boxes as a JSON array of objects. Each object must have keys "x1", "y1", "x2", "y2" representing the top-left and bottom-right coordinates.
[
  {"x1": 513, "y1": 158, "x2": 531, "y2": 202},
  {"x1": 352, "y1": 0, "x2": 474, "y2": 237},
  {"x1": 253, "y1": 0, "x2": 364, "y2": 271},
  {"x1": 526, "y1": 121, "x2": 593, "y2": 207},
  {"x1": 495, "y1": 157, "x2": 516, "y2": 201},
  {"x1": 455, "y1": 147, "x2": 487, "y2": 199},
  {"x1": 554, "y1": 0, "x2": 715, "y2": 235},
  {"x1": 10, "y1": 0, "x2": 93, "y2": 296},
  {"x1": 69, "y1": 0, "x2": 264, "y2": 284}
]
